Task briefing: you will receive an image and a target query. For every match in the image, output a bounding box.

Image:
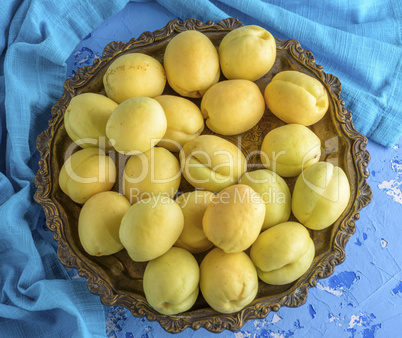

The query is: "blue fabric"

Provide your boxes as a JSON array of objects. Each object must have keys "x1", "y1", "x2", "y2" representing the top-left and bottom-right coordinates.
[
  {"x1": 0, "y1": 0, "x2": 129, "y2": 336},
  {"x1": 156, "y1": 0, "x2": 402, "y2": 148}
]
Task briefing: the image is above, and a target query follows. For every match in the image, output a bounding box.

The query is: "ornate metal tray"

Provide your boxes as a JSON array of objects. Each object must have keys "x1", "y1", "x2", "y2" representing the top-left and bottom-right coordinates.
[{"x1": 34, "y1": 18, "x2": 372, "y2": 333}]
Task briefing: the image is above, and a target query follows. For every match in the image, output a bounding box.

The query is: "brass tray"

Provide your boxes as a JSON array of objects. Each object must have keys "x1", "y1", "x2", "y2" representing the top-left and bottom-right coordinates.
[{"x1": 34, "y1": 18, "x2": 372, "y2": 333}]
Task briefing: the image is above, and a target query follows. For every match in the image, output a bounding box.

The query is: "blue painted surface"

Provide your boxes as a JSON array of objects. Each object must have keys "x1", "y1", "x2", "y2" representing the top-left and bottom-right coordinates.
[{"x1": 65, "y1": 2, "x2": 402, "y2": 337}]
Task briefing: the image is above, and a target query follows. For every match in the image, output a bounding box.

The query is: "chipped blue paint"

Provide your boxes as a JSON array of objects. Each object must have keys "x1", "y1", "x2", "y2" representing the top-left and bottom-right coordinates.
[
  {"x1": 70, "y1": 47, "x2": 101, "y2": 76},
  {"x1": 355, "y1": 232, "x2": 367, "y2": 246},
  {"x1": 293, "y1": 319, "x2": 303, "y2": 329},
  {"x1": 328, "y1": 271, "x2": 359, "y2": 290},
  {"x1": 362, "y1": 324, "x2": 382, "y2": 338},
  {"x1": 347, "y1": 313, "x2": 381, "y2": 338},
  {"x1": 392, "y1": 281, "x2": 402, "y2": 295},
  {"x1": 378, "y1": 156, "x2": 402, "y2": 204},
  {"x1": 106, "y1": 306, "x2": 127, "y2": 337},
  {"x1": 257, "y1": 329, "x2": 270, "y2": 337},
  {"x1": 392, "y1": 158, "x2": 402, "y2": 166},
  {"x1": 257, "y1": 328, "x2": 295, "y2": 337},
  {"x1": 83, "y1": 33, "x2": 92, "y2": 40},
  {"x1": 308, "y1": 304, "x2": 316, "y2": 319},
  {"x1": 316, "y1": 271, "x2": 359, "y2": 297}
]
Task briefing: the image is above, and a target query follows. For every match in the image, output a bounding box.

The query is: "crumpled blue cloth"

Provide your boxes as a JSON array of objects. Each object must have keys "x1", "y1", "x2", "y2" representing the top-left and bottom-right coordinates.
[
  {"x1": 156, "y1": 0, "x2": 402, "y2": 148},
  {"x1": 0, "y1": 0, "x2": 129, "y2": 336}
]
